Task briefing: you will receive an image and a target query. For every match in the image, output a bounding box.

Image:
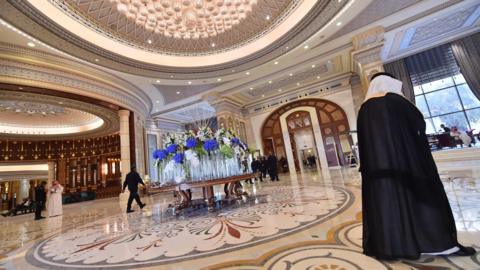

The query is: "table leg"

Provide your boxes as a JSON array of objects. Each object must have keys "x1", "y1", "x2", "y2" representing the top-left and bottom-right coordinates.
[
  {"x1": 174, "y1": 190, "x2": 191, "y2": 213},
  {"x1": 203, "y1": 186, "x2": 215, "y2": 211}
]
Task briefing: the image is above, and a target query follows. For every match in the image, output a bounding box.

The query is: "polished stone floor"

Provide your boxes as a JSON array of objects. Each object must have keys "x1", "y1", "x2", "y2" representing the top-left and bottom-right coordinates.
[{"x1": 1, "y1": 161, "x2": 479, "y2": 270}]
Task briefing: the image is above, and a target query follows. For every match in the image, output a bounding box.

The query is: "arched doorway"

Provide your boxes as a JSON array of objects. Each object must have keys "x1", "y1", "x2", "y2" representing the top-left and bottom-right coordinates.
[{"x1": 261, "y1": 99, "x2": 353, "y2": 171}]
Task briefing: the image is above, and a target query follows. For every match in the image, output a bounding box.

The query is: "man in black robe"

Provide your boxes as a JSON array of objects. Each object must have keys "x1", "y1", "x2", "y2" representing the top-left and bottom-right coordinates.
[
  {"x1": 357, "y1": 72, "x2": 475, "y2": 259},
  {"x1": 267, "y1": 152, "x2": 279, "y2": 181},
  {"x1": 34, "y1": 181, "x2": 47, "y2": 220},
  {"x1": 122, "y1": 166, "x2": 146, "y2": 213}
]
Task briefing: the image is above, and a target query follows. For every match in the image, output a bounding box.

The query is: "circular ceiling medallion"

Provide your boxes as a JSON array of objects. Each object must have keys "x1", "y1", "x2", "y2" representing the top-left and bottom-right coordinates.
[
  {"x1": 111, "y1": 0, "x2": 257, "y2": 41},
  {"x1": 62, "y1": 0, "x2": 294, "y2": 55}
]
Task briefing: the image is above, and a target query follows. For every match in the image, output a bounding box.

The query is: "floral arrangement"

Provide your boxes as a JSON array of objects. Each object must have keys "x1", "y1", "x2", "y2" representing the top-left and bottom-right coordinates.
[{"x1": 153, "y1": 127, "x2": 250, "y2": 184}]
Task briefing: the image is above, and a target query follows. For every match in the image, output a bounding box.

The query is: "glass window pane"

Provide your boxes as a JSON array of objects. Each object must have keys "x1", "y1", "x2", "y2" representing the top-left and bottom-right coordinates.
[
  {"x1": 414, "y1": 85, "x2": 423, "y2": 95},
  {"x1": 453, "y1": 74, "x2": 466, "y2": 85},
  {"x1": 465, "y1": 108, "x2": 480, "y2": 131},
  {"x1": 415, "y1": 95, "x2": 430, "y2": 117},
  {"x1": 422, "y1": 77, "x2": 455, "y2": 93},
  {"x1": 458, "y1": 84, "x2": 480, "y2": 109},
  {"x1": 425, "y1": 118, "x2": 436, "y2": 134},
  {"x1": 431, "y1": 112, "x2": 470, "y2": 132},
  {"x1": 424, "y1": 87, "x2": 463, "y2": 116}
]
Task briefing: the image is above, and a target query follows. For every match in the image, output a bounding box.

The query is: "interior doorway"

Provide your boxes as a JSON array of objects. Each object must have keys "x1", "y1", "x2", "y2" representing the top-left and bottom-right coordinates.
[{"x1": 261, "y1": 98, "x2": 354, "y2": 170}]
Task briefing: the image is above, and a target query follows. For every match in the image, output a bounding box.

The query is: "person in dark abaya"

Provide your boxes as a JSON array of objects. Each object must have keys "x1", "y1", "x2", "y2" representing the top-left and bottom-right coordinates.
[
  {"x1": 267, "y1": 152, "x2": 279, "y2": 181},
  {"x1": 260, "y1": 156, "x2": 268, "y2": 180},
  {"x1": 357, "y1": 72, "x2": 475, "y2": 260}
]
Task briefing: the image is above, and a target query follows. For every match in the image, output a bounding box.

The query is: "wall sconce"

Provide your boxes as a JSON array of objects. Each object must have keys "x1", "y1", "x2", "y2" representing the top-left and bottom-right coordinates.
[{"x1": 102, "y1": 163, "x2": 108, "y2": 175}]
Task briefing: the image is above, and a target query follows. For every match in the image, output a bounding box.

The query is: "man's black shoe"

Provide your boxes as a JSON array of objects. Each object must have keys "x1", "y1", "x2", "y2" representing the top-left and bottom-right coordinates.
[
  {"x1": 126, "y1": 209, "x2": 135, "y2": 213},
  {"x1": 452, "y1": 245, "x2": 476, "y2": 256},
  {"x1": 140, "y1": 203, "x2": 146, "y2": 209}
]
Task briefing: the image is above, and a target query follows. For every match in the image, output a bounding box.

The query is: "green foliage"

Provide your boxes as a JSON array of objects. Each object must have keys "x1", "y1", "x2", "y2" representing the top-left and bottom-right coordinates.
[{"x1": 220, "y1": 144, "x2": 234, "y2": 158}]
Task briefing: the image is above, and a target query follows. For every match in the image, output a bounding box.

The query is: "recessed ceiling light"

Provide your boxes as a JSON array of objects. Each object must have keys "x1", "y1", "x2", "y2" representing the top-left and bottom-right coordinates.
[
  {"x1": 317, "y1": 76, "x2": 321, "y2": 79},
  {"x1": 285, "y1": 46, "x2": 289, "y2": 50},
  {"x1": 274, "y1": 61, "x2": 279, "y2": 65},
  {"x1": 176, "y1": 91, "x2": 181, "y2": 94},
  {"x1": 58, "y1": 102, "x2": 63, "y2": 105},
  {"x1": 266, "y1": 15, "x2": 270, "y2": 20},
  {"x1": 170, "y1": 75, "x2": 174, "y2": 78},
  {"x1": 27, "y1": 42, "x2": 35, "y2": 47},
  {"x1": 297, "y1": 82, "x2": 301, "y2": 86},
  {"x1": 328, "y1": 60, "x2": 332, "y2": 63},
  {"x1": 188, "y1": 81, "x2": 192, "y2": 84},
  {"x1": 147, "y1": 39, "x2": 152, "y2": 44},
  {"x1": 156, "y1": 79, "x2": 160, "y2": 83},
  {"x1": 278, "y1": 89, "x2": 282, "y2": 92},
  {"x1": 249, "y1": 87, "x2": 254, "y2": 90},
  {"x1": 231, "y1": 69, "x2": 235, "y2": 72},
  {"x1": 94, "y1": 58, "x2": 99, "y2": 62},
  {"x1": 289, "y1": 73, "x2": 293, "y2": 76},
  {"x1": 245, "y1": 72, "x2": 250, "y2": 75},
  {"x1": 261, "y1": 94, "x2": 265, "y2": 97},
  {"x1": 217, "y1": 78, "x2": 222, "y2": 81},
  {"x1": 311, "y1": 64, "x2": 316, "y2": 68},
  {"x1": 156, "y1": 100, "x2": 159, "y2": 103},
  {"x1": 211, "y1": 43, "x2": 216, "y2": 47},
  {"x1": 304, "y1": 45, "x2": 309, "y2": 49},
  {"x1": 19, "y1": 87, "x2": 23, "y2": 90},
  {"x1": 268, "y1": 80, "x2": 272, "y2": 84},
  {"x1": 336, "y1": 22, "x2": 342, "y2": 26}
]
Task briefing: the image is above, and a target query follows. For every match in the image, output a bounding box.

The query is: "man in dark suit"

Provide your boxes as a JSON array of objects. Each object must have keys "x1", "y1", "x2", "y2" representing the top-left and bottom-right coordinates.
[
  {"x1": 260, "y1": 156, "x2": 268, "y2": 179},
  {"x1": 267, "y1": 152, "x2": 279, "y2": 181},
  {"x1": 122, "y1": 166, "x2": 146, "y2": 213},
  {"x1": 34, "y1": 181, "x2": 47, "y2": 220}
]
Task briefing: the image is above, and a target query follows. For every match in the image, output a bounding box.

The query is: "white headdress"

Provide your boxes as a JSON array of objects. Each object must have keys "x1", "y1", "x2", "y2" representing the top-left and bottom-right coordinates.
[{"x1": 364, "y1": 75, "x2": 404, "y2": 101}]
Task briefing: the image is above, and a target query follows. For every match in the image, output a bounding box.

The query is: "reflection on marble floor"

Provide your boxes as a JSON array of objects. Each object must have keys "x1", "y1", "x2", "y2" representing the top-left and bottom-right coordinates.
[{"x1": 1, "y1": 162, "x2": 479, "y2": 270}]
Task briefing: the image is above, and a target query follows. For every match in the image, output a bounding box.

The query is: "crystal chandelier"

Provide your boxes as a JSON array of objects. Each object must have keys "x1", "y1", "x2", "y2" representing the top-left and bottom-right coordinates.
[{"x1": 110, "y1": 0, "x2": 258, "y2": 40}]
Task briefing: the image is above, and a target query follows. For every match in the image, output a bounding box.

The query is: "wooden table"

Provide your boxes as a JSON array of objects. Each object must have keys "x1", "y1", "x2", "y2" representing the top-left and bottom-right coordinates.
[{"x1": 147, "y1": 173, "x2": 255, "y2": 213}]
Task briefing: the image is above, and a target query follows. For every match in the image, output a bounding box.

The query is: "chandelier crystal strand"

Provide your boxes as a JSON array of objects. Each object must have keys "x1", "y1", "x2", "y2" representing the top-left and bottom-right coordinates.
[{"x1": 110, "y1": 0, "x2": 257, "y2": 40}]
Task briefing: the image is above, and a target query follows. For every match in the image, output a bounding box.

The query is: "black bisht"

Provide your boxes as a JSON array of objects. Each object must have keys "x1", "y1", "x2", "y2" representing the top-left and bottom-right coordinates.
[{"x1": 357, "y1": 93, "x2": 459, "y2": 260}]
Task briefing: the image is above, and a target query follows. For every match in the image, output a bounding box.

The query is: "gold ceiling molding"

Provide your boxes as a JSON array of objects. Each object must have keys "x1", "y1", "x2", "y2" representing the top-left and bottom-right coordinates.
[
  {"x1": 0, "y1": 90, "x2": 119, "y2": 140},
  {"x1": 0, "y1": 43, "x2": 151, "y2": 116},
  {"x1": 1, "y1": 0, "x2": 346, "y2": 77}
]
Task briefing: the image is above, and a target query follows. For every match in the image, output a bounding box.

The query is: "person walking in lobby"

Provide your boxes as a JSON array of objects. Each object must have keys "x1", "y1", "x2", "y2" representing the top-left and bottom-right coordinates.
[
  {"x1": 34, "y1": 181, "x2": 47, "y2": 220},
  {"x1": 267, "y1": 152, "x2": 279, "y2": 181},
  {"x1": 357, "y1": 72, "x2": 475, "y2": 260},
  {"x1": 260, "y1": 156, "x2": 268, "y2": 180},
  {"x1": 47, "y1": 181, "x2": 64, "y2": 217},
  {"x1": 250, "y1": 157, "x2": 262, "y2": 182},
  {"x1": 122, "y1": 165, "x2": 147, "y2": 213}
]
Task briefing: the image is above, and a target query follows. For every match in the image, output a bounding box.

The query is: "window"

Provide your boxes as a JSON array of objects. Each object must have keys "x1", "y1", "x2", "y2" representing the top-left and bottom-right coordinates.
[
  {"x1": 406, "y1": 44, "x2": 480, "y2": 134},
  {"x1": 413, "y1": 74, "x2": 480, "y2": 134}
]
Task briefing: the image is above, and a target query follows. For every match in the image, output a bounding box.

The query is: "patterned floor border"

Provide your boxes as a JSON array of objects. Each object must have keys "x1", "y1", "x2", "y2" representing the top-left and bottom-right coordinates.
[{"x1": 206, "y1": 213, "x2": 480, "y2": 270}]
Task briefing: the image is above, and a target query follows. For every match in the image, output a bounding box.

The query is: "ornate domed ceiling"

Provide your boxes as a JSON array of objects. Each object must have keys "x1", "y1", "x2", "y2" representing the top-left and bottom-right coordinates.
[
  {"x1": 0, "y1": 91, "x2": 119, "y2": 138},
  {"x1": 5, "y1": 0, "x2": 347, "y2": 73},
  {"x1": 67, "y1": 0, "x2": 293, "y2": 55}
]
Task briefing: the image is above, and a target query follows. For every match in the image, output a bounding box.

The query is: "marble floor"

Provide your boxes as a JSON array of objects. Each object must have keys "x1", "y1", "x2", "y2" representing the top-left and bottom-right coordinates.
[{"x1": 1, "y1": 162, "x2": 479, "y2": 270}]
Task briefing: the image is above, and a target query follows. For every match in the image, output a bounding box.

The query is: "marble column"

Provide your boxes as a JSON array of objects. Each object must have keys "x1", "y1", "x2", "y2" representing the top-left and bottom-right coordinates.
[
  {"x1": 17, "y1": 179, "x2": 30, "y2": 204},
  {"x1": 351, "y1": 26, "x2": 385, "y2": 92},
  {"x1": 47, "y1": 161, "x2": 55, "y2": 188},
  {"x1": 118, "y1": 110, "x2": 131, "y2": 183}
]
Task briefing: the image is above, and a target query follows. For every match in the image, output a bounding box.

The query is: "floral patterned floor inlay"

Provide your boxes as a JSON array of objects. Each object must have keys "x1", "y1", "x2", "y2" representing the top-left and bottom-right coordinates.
[{"x1": 26, "y1": 185, "x2": 353, "y2": 269}]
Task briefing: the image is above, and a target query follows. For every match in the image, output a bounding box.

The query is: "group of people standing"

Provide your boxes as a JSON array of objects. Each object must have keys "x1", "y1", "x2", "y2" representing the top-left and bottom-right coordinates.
[
  {"x1": 250, "y1": 152, "x2": 279, "y2": 183},
  {"x1": 34, "y1": 180, "x2": 63, "y2": 220}
]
